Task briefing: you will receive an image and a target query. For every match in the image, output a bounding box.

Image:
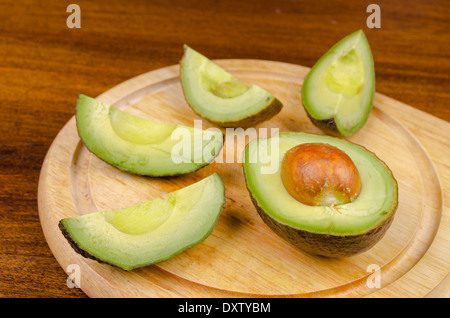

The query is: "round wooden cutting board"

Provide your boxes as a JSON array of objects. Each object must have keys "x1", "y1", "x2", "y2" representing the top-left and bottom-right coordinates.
[{"x1": 38, "y1": 60, "x2": 449, "y2": 298}]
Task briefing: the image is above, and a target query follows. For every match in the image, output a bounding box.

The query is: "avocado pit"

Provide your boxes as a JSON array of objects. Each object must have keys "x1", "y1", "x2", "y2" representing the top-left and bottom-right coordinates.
[{"x1": 281, "y1": 143, "x2": 362, "y2": 207}]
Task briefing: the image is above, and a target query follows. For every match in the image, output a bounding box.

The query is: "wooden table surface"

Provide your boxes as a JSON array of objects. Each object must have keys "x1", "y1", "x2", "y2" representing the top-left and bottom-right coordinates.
[{"x1": 0, "y1": 0, "x2": 449, "y2": 298}]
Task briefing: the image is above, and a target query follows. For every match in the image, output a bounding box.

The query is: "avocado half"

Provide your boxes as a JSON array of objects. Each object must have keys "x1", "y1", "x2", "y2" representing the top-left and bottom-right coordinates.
[
  {"x1": 302, "y1": 30, "x2": 375, "y2": 137},
  {"x1": 180, "y1": 45, "x2": 283, "y2": 127},
  {"x1": 59, "y1": 173, "x2": 225, "y2": 270},
  {"x1": 76, "y1": 94, "x2": 223, "y2": 176},
  {"x1": 243, "y1": 132, "x2": 398, "y2": 257}
]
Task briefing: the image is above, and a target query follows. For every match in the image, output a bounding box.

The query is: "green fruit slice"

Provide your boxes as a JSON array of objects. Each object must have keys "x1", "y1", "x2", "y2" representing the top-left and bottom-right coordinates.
[
  {"x1": 302, "y1": 30, "x2": 375, "y2": 137},
  {"x1": 76, "y1": 94, "x2": 223, "y2": 176},
  {"x1": 59, "y1": 173, "x2": 225, "y2": 270},
  {"x1": 243, "y1": 132, "x2": 398, "y2": 257},
  {"x1": 180, "y1": 45, "x2": 283, "y2": 127}
]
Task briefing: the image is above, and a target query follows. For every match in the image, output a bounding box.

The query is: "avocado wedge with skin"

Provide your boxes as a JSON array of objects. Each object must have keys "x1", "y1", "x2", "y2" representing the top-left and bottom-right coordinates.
[
  {"x1": 76, "y1": 94, "x2": 223, "y2": 176},
  {"x1": 180, "y1": 45, "x2": 283, "y2": 127},
  {"x1": 59, "y1": 173, "x2": 225, "y2": 271},
  {"x1": 302, "y1": 30, "x2": 375, "y2": 137},
  {"x1": 243, "y1": 132, "x2": 398, "y2": 257}
]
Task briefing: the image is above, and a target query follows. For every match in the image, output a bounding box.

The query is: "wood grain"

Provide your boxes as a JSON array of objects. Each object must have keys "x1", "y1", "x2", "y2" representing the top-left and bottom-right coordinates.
[
  {"x1": 38, "y1": 60, "x2": 449, "y2": 297},
  {"x1": 1, "y1": 0, "x2": 449, "y2": 298}
]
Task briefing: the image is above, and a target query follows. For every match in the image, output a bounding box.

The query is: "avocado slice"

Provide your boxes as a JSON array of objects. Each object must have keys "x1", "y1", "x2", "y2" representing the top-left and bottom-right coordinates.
[
  {"x1": 180, "y1": 45, "x2": 283, "y2": 127},
  {"x1": 59, "y1": 173, "x2": 225, "y2": 270},
  {"x1": 243, "y1": 132, "x2": 398, "y2": 257},
  {"x1": 76, "y1": 94, "x2": 223, "y2": 176},
  {"x1": 302, "y1": 30, "x2": 375, "y2": 137}
]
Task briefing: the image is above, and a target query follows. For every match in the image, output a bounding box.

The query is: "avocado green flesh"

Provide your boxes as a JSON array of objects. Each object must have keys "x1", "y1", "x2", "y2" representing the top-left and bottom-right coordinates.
[
  {"x1": 60, "y1": 173, "x2": 225, "y2": 271},
  {"x1": 108, "y1": 106, "x2": 176, "y2": 145},
  {"x1": 76, "y1": 94, "x2": 223, "y2": 176},
  {"x1": 302, "y1": 30, "x2": 375, "y2": 136},
  {"x1": 243, "y1": 133, "x2": 397, "y2": 235},
  {"x1": 180, "y1": 45, "x2": 279, "y2": 123}
]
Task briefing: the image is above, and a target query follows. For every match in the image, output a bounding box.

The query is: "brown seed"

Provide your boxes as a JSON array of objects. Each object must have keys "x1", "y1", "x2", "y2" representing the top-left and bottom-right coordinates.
[{"x1": 281, "y1": 143, "x2": 362, "y2": 206}]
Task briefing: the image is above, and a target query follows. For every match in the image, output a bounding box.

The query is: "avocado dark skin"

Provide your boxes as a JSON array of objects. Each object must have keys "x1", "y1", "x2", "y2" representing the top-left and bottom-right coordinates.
[
  {"x1": 184, "y1": 94, "x2": 283, "y2": 128},
  {"x1": 59, "y1": 220, "x2": 110, "y2": 266},
  {"x1": 305, "y1": 113, "x2": 342, "y2": 138},
  {"x1": 249, "y1": 192, "x2": 395, "y2": 257}
]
